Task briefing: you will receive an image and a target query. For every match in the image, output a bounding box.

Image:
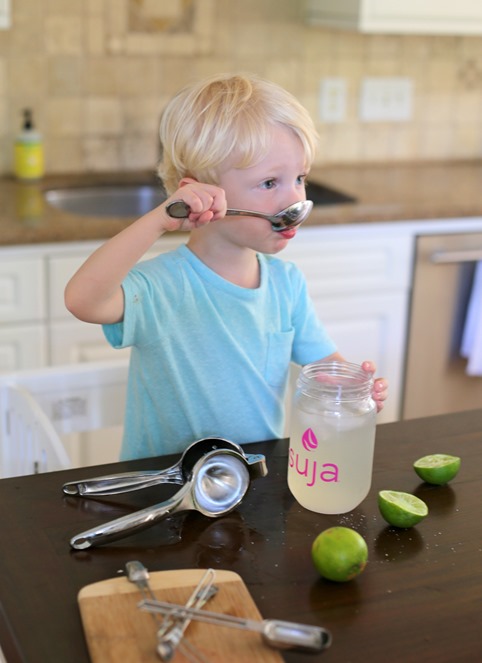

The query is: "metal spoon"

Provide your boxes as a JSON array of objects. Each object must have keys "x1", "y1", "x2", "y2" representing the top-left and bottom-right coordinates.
[
  {"x1": 140, "y1": 598, "x2": 332, "y2": 654},
  {"x1": 62, "y1": 437, "x2": 267, "y2": 497},
  {"x1": 126, "y1": 561, "x2": 216, "y2": 662},
  {"x1": 156, "y1": 568, "x2": 217, "y2": 662},
  {"x1": 166, "y1": 200, "x2": 314, "y2": 231},
  {"x1": 70, "y1": 450, "x2": 251, "y2": 549}
]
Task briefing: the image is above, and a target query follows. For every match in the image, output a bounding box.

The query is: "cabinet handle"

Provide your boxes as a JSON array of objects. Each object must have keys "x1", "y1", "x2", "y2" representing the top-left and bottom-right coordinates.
[{"x1": 430, "y1": 249, "x2": 482, "y2": 264}]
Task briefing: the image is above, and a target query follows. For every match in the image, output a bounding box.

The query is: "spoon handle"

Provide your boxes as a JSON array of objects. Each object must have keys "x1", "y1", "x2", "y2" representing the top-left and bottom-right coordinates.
[
  {"x1": 69, "y1": 483, "x2": 192, "y2": 550},
  {"x1": 166, "y1": 200, "x2": 273, "y2": 222}
]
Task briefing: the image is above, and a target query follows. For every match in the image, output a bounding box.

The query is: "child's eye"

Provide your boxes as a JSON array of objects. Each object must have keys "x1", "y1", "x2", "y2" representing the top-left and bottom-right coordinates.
[
  {"x1": 297, "y1": 174, "x2": 307, "y2": 186},
  {"x1": 261, "y1": 179, "x2": 276, "y2": 190}
]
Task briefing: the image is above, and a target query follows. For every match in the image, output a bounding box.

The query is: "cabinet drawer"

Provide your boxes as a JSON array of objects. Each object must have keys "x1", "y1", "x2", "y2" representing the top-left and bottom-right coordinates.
[
  {"x1": 49, "y1": 320, "x2": 129, "y2": 365},
  {"x1": 0, "y1": 258, "x2": 45, "y2": 323},
  {"x1": 283, "y1": 230, "x2": 413, "y2": 295},
  {"x1": 48, "y1": 239, "x2": 183, "y2": 320}
]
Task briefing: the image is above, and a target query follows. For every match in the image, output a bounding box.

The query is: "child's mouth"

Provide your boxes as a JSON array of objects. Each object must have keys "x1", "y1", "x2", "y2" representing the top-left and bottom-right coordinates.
[{"x1": 278, "y1": 228, "x2": 297, "y2": 239}]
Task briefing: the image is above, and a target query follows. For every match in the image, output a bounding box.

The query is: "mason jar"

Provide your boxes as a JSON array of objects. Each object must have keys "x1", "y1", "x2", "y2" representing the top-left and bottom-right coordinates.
[{"x1": 288, "y1": 360, "x2": 377, "y2": 514}]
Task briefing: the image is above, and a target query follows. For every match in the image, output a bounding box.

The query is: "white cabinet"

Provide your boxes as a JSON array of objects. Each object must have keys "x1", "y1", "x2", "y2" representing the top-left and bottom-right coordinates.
[
  {"x1": 47, "y1": 252, "x2": 122, "y2": 365},
  {"x1": 283, "y1": 228, "x2": 413, "y2": 423},
  {"x1": 0, "y1": 256, "x2": 47, "y2": 371},
  {"x1": 46, "y1": 238, "x2": 183, "y2": 366},
  {"x1": 0, "y1": 325, "x2": 47, "y2": 372},
  {"x1": 305, "y1": 0, "x2": 482, "y2": 35}
]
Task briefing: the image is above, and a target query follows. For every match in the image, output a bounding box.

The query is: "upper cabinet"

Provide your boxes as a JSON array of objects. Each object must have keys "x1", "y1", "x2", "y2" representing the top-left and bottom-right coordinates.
[{"x1": 304, "y1": 0, "x2": 482, "y2": 35}]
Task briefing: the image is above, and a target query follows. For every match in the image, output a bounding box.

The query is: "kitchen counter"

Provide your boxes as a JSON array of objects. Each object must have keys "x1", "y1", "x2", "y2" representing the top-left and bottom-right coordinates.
[
  {"x1": 0, "y1": 408, "x2": 481, "y2": 662},
  {"x1": 3, "y1": 160, "x2": 482, "y2": 247}
]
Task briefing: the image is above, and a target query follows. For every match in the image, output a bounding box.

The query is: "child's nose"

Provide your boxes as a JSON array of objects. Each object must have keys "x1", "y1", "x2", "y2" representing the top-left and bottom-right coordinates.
[{"x1": 284, "y1": 185, "x2": 306, "y2": 208}]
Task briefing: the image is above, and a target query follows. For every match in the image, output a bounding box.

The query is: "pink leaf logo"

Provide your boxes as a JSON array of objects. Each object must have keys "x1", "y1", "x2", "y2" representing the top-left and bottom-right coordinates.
[{"x1": 302, "y1": 428, "x2": 318, "y2": 452}]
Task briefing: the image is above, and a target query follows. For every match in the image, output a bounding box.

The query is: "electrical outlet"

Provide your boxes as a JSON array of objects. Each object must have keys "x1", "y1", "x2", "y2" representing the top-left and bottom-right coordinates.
[
  {"x1": 319, "y1": 78, "x2": 347, "y2": 123},
  {"x1": 359, "y1": 77, "x2": 413, "y2": 122}
]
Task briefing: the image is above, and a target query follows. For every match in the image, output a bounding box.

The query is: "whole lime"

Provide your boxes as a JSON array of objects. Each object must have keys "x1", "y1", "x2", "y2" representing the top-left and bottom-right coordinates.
[{"x1": 311, "y1": 527, "x2": 368, "y2": 582}]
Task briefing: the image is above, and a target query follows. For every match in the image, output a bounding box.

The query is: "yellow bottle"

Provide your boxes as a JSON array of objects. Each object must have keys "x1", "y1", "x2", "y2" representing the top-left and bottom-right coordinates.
[{"x1": 14, "y1": 109, "x2": 45, "y2": 180}]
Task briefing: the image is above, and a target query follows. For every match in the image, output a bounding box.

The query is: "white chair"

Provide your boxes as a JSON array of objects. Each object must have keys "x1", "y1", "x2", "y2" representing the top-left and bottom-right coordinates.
[{"x1": 0, "y1": 360, "x2": 128, "y2": 478}]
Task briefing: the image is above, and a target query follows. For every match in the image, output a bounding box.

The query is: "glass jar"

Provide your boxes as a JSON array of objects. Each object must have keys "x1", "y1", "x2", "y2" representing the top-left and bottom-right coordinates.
[{"x1": 288, "y1": 360, "x2": 376, "y2": 514}]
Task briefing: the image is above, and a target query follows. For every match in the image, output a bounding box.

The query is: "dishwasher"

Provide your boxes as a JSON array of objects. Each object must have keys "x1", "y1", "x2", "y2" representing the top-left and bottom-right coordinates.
[{"x1": 403, "y1": 232, "x2": 482, "y2": 419}]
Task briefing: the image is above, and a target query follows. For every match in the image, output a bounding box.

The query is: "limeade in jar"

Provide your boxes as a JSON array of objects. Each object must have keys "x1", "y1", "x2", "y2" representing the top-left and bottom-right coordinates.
[{"x1": 288, "y1": 361, "x2": 376, "y2": 514}]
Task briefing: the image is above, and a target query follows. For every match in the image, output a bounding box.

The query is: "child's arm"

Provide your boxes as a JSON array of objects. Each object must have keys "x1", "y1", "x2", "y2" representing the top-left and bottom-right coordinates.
[{"x1": 64, "y1": 180, "x2": 226, "y2": 325}]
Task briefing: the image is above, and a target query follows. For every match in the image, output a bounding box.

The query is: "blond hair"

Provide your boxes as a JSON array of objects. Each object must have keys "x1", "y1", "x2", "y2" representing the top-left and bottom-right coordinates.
[{"x1": 158, "y1": 73, "x2": 318, "y2": 194}]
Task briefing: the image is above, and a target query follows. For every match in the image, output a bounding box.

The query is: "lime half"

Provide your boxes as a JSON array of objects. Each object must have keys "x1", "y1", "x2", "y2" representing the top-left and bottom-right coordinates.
[
  {"x1": 413, "y1": 454, "x2": 461, "y2": 485},
  {"x1": 378, "y1": 490, "x2": 428, "y2": 528}
]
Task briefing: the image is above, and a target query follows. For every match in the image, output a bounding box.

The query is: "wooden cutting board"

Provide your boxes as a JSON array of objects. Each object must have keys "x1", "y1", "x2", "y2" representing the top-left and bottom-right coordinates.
[{"x1": 78, "y1": 568, "x2": 284, "y2": 663}]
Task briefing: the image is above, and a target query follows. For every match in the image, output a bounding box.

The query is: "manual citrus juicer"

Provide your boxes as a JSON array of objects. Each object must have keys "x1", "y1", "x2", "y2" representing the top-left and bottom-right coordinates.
[{"x1": 64, "y1": 438, "x2": 267, "y2": 550}]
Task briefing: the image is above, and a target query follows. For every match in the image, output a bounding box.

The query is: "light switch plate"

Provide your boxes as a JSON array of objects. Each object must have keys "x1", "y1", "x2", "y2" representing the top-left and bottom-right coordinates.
[
  {"x1": 0, "y1": 0, "x2": 11, "y2": 29},
  {"x1": 319, "y1": 78, "x2": 347, "y2": 123},
  {"x1": 359, "y1": 77, "x2": 413, "y2": 122}
]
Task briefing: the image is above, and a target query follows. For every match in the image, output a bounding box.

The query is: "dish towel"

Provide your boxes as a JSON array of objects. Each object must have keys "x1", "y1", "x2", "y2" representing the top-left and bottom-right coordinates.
[{"x1": 461, "y1": 261, "x2": 482, "y2": 376}]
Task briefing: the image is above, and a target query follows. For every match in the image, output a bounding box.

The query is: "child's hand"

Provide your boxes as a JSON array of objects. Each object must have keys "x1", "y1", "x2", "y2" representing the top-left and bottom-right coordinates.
[
  {"x1": 361, "y1": 360, "x2": 388, "y2": 413},
  {"x1": 162, "y1": 179, "x2": 227, "y2": 231}
]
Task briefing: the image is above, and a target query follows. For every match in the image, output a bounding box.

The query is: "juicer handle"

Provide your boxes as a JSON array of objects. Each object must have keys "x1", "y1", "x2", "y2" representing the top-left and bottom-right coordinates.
[
  {"x1": 62, "y1": 467, "x2": 182, "y2": 496},
  {"x1": 69, "y1": 482, "x2": 192, "y2": 549}
]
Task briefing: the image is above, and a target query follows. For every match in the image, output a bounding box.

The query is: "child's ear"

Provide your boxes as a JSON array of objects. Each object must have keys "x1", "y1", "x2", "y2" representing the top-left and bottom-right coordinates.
[{"x1": 178, "y1": 177, "x2": 198, "y2": 187}]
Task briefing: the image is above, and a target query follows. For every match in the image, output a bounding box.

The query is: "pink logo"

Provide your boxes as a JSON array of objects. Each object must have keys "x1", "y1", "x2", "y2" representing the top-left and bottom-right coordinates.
[{"x1": 302, "y1": 428, "x2": 318, "y2": 452}]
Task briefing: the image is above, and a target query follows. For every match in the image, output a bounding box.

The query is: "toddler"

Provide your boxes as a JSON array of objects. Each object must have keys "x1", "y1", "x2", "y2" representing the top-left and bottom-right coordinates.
[{"x1": 65, "y1": 73, "x2": 388, "y2": 460}]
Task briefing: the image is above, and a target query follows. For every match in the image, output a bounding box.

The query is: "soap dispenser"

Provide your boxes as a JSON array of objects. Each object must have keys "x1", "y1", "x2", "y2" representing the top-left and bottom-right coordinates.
[{"x1": 14, "y1": 109, "x2": 45, "y2": 180}]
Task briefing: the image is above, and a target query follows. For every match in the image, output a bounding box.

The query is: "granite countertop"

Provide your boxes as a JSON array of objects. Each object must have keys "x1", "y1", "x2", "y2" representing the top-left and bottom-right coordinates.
[{"x1": 2, "y1": 160, "x2": 482, "y2": 247}]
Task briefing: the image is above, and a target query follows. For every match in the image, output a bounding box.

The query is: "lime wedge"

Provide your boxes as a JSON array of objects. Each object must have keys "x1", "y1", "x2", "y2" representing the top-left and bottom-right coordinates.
[
  {"x1": 378, "y1": 490, "x2": 428, "y2": 528},
  {"x1": 413, "y1": 454, "x2": 461, "y2": 485}
]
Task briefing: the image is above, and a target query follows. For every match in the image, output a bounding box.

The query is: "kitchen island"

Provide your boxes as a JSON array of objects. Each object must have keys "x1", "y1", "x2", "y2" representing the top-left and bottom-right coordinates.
[{"x1": 0, "y1": 408, "x2": 481, "y2": 662}]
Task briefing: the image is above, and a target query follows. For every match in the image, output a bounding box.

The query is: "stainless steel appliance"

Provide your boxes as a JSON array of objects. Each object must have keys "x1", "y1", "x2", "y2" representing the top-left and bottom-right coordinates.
[{"x1": 403, "y1": 232, "x2": 482, "y2": 419}]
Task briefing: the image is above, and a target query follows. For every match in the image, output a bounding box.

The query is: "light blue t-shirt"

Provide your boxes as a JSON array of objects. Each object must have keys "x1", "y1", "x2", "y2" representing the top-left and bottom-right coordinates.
[{"x1": 103, "y1": 244, "x2": 336, "y2": 460}]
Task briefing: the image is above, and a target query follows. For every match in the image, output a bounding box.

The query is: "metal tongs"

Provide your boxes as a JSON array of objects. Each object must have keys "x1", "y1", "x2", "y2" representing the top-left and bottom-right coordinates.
[{"x1": 63, "y1": 437, "x2": 267, "y2": 497}]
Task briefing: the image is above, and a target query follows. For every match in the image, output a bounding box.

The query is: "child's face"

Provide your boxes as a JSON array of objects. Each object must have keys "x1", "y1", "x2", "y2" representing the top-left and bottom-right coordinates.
[{"x1": 214, "y1": 123, "x2": 309, "y2": 251}]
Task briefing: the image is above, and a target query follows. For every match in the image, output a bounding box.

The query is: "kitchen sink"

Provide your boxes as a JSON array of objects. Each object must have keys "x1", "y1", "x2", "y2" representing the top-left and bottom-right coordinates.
[
  {"x1": 44, "y1": 184, "x2": 168, "y2": 218},
  {"x1": 44, "y1": 181, "x2": 356, "y2": 218}
]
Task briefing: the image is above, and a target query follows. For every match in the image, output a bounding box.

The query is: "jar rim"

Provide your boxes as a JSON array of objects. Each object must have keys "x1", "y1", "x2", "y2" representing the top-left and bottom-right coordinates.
[{"x1": 297, "y1": 360, "x2": 374, "y2": 401}]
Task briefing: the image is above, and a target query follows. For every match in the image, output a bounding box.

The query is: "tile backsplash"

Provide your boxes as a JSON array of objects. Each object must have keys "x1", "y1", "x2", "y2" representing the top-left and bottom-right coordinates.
[{"x1": 1, "y1": 0, "x2": 482, "y2": 176}]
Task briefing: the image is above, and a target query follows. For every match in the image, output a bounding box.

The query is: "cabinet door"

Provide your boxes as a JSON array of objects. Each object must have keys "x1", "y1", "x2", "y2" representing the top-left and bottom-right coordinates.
[
  {"x1": 283, "y1": 229, "x2": 412, "y2": 423},
  {"x1": 319, "y1": 292, "x2": 409, "y2": 424},
  {"x1": 305, "y1": 0, "x2": 482, "y2": 34},
  {"x1": 0, "y1": 258, "x2": 45, "y2": 323},
  {"x1": 0, "y1": 325, "x2": 47, "y2": 372}
]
